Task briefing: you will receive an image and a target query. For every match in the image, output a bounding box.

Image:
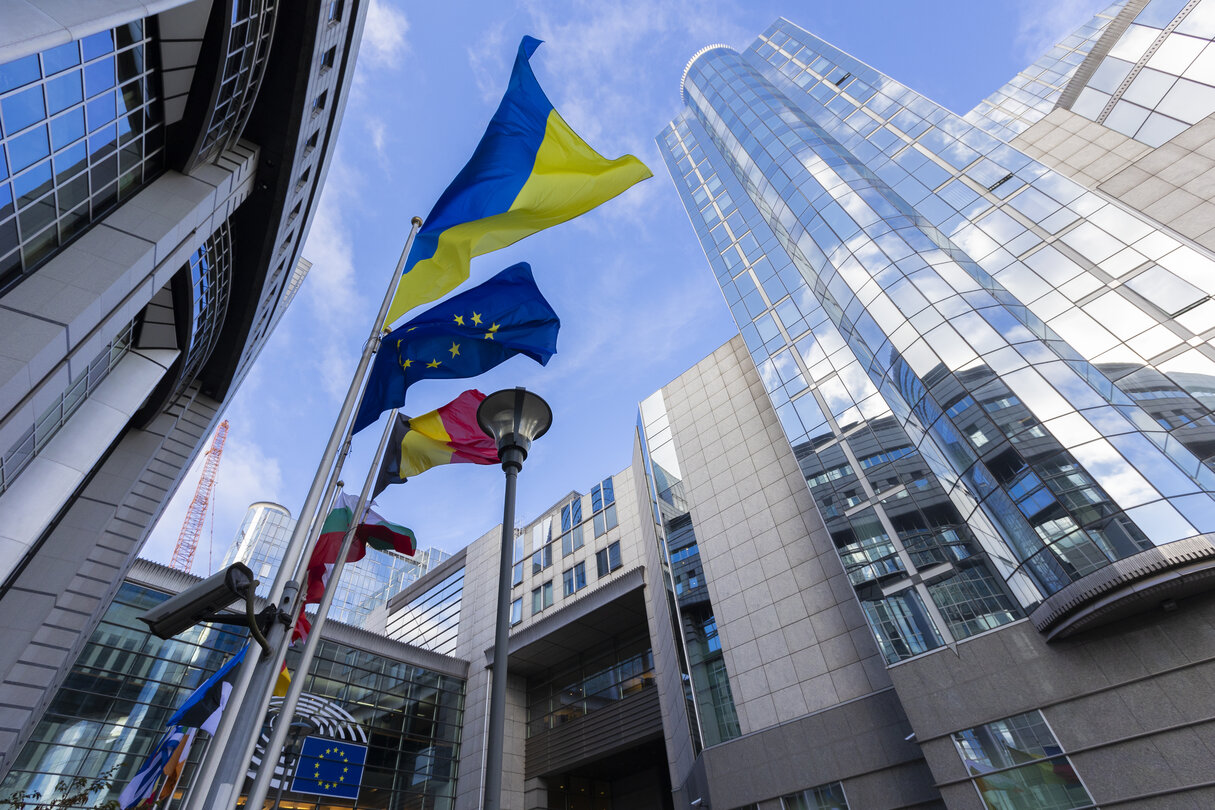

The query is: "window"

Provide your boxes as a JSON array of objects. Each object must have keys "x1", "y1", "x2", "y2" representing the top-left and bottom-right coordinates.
[
  {"x1": 304, "y1": 130, "x2": 319, "y2": 154},
  {"x1": 531, "y1": 543, "x2": 552, "y2": 575},
  {"x1": 591, "y1": 477, "x2": 618, "y2": 537},
  {"x1": 951, "y1": 711, "x2": 1091, "y2": 810},
  {"x1": 561, "y1": 523, "x2": 584, "y2": 556},
  {"x1": 327, "y1": 0, "x2": 343, "y2": 21},
  {"x1": 560, "y1": 497, "x2": 585, "y2": 555},
  {"x1": 295, "y1": 165, "x2": 311, "y2": 191},
  {"x1": 563, "y1": 562, "x2": 586, "y2": 597},
  {"x1": 780, "y1": 782, "x2": 848, "y2": 810},
  {"x1": 531, "y1": 581, "x2": 553, "y2": 615},
  {"x1": 510, "y1": 598, "x2": 522, "y2": 625},
  {"x1": 311, "y1": 90, "x2": 327, "y2": 116},
  {"x1": 511, "y1": 561, "x2": 523, "y2": 587},
  {"x1": 287, "y1": 201, "x2": 301, "y2": 222},
  {"x1": 321, "y1": 46, "x2": 337, "y2": 71},
  {"x1": 595, "y1": 542, "x2": 622, "y2": 578}
]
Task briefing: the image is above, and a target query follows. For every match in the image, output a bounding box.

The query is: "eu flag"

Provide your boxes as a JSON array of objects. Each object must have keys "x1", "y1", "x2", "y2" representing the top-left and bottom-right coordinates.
[
  {"x1": 353, "y1": 262, "x2": 560, "y2": 433},
  {"x1": 290, "y1": 736, "x2": 367, "y2": 800}
]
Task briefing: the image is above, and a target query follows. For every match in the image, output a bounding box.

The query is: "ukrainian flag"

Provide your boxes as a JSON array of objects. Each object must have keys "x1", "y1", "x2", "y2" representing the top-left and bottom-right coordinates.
[{"x1": 385, "y1": 36, "x2": 652, "y2": 326}]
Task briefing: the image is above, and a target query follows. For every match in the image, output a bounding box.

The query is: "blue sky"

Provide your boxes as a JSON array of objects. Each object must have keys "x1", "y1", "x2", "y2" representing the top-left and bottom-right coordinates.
[{"x1": 141, "y1": 0, "x2": 1111, "y2": 573}]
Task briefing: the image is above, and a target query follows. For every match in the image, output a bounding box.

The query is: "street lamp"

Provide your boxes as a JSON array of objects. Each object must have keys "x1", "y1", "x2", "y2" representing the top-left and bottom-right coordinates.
[{"x1": 476, "y1": 388, "x2": 552, "y2": 810}]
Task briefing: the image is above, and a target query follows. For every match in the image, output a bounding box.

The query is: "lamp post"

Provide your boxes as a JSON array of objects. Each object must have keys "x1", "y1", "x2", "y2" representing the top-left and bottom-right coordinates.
[{"x1": 476, "y1": 388, "x2": 552, "y2": 810}]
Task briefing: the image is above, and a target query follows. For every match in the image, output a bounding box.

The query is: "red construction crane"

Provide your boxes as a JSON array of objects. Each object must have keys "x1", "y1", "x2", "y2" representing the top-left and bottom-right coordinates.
[{"x1": 170, "y1": 420, "x2": 229, "y2": 573}]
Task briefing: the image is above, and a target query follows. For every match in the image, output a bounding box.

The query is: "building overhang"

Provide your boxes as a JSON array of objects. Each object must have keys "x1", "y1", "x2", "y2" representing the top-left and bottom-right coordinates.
[
  {"x1": 486, "y1": 565, "x2": 648, "y2": 676},
  {"x1": 1032, "y1": 533, "x2": 1215, "y2": 640}
]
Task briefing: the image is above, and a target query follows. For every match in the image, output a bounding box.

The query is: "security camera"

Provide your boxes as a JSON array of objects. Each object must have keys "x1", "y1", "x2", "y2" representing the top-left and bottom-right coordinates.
[{"x1": 140, "y1": 563, "x2": 256, "y2": 639}]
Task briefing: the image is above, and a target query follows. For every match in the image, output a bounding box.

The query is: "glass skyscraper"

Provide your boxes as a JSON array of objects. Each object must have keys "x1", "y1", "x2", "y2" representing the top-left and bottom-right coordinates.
[{"x1": 659, "y1": 0, "x2": 1215, "y2": 665}]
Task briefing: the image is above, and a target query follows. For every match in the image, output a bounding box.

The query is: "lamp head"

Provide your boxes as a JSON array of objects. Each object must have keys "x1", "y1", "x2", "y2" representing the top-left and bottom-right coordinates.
[{"x1": 477, "y1": 387, "x2": 552, "y2": 465}]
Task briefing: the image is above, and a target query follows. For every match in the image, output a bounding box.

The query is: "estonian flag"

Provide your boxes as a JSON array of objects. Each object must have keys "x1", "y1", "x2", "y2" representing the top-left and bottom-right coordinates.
[
  {"x1": 167, "y1": 645, "x2": 247, "y2": 735},
  {"x1": 118, "y1": 726, "x2": 187, "y2": 809}
]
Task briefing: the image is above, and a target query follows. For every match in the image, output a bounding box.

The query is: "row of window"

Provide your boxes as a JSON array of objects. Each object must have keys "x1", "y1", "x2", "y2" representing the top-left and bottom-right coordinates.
[
  {"x1": 510, "y1": 541, "x2": 623, "y2": 624},
  {"x1": 512, "y1": 477, "x2": 621, "y2": 586}
]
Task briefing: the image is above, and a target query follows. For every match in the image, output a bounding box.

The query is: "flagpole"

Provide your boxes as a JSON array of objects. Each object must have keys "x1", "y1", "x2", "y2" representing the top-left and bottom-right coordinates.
[
  {"x1": 182, "y1": 216, "x2": 423, "y2": 810},
  {"x1": 243, "y1": 407, "x2": 400, "y2": 810}
]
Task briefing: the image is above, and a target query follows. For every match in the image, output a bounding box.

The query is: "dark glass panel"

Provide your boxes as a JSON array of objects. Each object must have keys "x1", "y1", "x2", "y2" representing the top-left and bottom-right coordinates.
[
  {"x1": 118, "y1": 80, "x2": 145, "y2": 120},
  {"x1": 115, "y1": 21, "x2": 143, "y2": 50},
  {"x1": 57, "y1": 173, "x2": 89, "y2": 213},
  {"x1": 18, "y1": 191, "x2": 55, "y2": 235},
  {"x1": 53, "y1": 140, "x2": 87, "y2": 183},
  {"x1": 21, "y1": 224, "x2": 56, "y2": 266},
  {"x1": 59, "y1": 202, "x2": 89, "y2": 240},
  {"x1": 14, "y1": 158, "x2": 52, "y2": 205},
  {"x1": 116, "y1": 44, "x2": 143, "y2": 82}
]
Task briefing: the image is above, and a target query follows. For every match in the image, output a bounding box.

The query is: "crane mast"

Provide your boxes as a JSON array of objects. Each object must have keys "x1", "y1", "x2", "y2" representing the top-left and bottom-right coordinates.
[{"x1": 170, "y1": 420, "x2": 229, "y2": 572}]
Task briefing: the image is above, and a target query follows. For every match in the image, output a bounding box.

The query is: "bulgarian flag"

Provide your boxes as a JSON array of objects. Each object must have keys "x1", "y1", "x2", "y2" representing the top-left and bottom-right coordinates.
[
  {"x1": 373, "y1": 389, "x2": 499, "y2": 496},
  {"x1": 303, "y1": 493, "x2": 416, "y2": 605}
]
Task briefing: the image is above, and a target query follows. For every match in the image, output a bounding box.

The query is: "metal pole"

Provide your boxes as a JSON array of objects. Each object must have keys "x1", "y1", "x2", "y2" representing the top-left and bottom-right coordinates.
[
  {"x1": 243, "y1": 409, "x2": 400, "y2": 810},
  {"x1": 482, "y1": 445, "x2": 523, "y2": 810},
  {"x1": 184, "y1": 216, "x2": 422, "y2": 810}
]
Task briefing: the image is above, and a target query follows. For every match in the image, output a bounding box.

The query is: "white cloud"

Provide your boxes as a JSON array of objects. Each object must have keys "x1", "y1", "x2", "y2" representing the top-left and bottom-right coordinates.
[
  {"x1": 1013, "y1": 0, "x2": 1112, "y2": 64},
  {"x1": 468, "y1": 21, "x2": 510, "y2": 102},
  {"x1": 367, "y1": 117, "x2": 388, "y2": 163},
  {"x1": 363, "y1": 0, "x2": 409, "y2": 69}
]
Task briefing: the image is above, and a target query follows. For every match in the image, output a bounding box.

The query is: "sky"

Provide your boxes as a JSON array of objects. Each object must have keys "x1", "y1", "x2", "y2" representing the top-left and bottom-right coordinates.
[{"x1": 140, "y1": 0, "x2": 1113, "y2": 575}]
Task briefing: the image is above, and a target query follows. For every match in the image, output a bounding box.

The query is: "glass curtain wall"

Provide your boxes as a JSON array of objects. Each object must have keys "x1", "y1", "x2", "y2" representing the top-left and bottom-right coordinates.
[
  {"x1": 1, "y1": 579, "x2": 465, "y2": 810},
  {"x1": 638, "y1": 392, "x2": 740, "y2": 748},
  {"x1": 660, "y1": 14, "x2": 1215, "y2": 661},
  {"x1": 0, "y1": 21, "x2": 165, "y2": 289}
]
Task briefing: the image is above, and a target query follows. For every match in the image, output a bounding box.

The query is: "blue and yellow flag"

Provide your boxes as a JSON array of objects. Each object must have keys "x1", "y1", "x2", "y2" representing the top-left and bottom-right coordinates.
[
  {"x1": 354, "y1": 262, "x2": 560, "y2": 433},
  {"x1": 290, "y1": 736, "x2": 367, "y2": 800},
  {"x1": 385, "y1": 36, "x2": 651, "y2": 325}
]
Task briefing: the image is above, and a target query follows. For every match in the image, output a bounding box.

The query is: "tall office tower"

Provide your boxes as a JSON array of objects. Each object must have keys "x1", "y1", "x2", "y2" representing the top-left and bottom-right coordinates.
[
  {"x1": 655, "y1": 1, "x2": 1215, "y2": 807},
  {"x1": 220, "y1": 500, "x2": 447, "y2": 627},
  {"x1": 0, "y1": 0, "x2": 369, "y2": 776}
]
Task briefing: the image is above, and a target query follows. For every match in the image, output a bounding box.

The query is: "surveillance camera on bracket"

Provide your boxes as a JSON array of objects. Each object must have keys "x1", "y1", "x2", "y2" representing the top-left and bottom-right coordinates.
[{"x1": 139, "y1": 562, "x2": 257, "y2": 640}]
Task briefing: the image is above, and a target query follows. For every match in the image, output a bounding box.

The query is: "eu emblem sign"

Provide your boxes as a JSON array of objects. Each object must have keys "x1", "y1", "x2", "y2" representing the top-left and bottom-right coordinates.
[{"x1": 290, "y1": 735, "x2": 367, "y2": 799}]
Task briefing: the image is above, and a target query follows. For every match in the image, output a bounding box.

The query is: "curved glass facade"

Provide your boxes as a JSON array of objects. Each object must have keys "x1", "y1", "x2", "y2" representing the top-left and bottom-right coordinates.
[
  {"x1": 176, "y1": 222, "x2": 234, "y2": 393},
  {"x1": 0, "y1": 21, "x2": 165, "y2": 290},
  {"x1": 190, "y1": 0, "x2": 278, "y2": 168},
  {"x1": 661, "y1": 19, "x2": 1215, "y2": 657}
]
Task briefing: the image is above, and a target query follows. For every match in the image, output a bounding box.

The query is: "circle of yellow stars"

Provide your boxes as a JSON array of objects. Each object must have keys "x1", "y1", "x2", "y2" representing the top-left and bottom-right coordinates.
[
  {"x1": 396, "y1": 311, "x2": 501, "y2": 373},
  {"x1": 312, "y1": 744, "x2": 352, "y2": 791}
]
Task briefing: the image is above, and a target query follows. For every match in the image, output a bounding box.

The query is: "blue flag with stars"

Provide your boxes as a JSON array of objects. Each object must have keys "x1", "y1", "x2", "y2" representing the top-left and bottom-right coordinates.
[
  {"x1": 353, "y1": 262, "x2": 560, "y2": 433},
  {"x1": 290, "y1": 736, "x2": 367, "y2": 799}
]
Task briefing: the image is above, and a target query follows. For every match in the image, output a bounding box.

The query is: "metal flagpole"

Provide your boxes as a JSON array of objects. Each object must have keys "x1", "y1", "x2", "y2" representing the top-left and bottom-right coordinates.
[
  {"x1": 182, "y1": 216, "x2": 423, "y2": 810},
  {"x1": 243, "y1": 406, "x2": 400, "y2": 810}
]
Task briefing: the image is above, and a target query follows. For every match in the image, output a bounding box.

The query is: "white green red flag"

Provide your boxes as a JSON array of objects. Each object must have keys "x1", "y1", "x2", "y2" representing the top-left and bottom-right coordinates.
[{"x1": 293, "y1": 493, "x2": 415, "y2": 642}]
